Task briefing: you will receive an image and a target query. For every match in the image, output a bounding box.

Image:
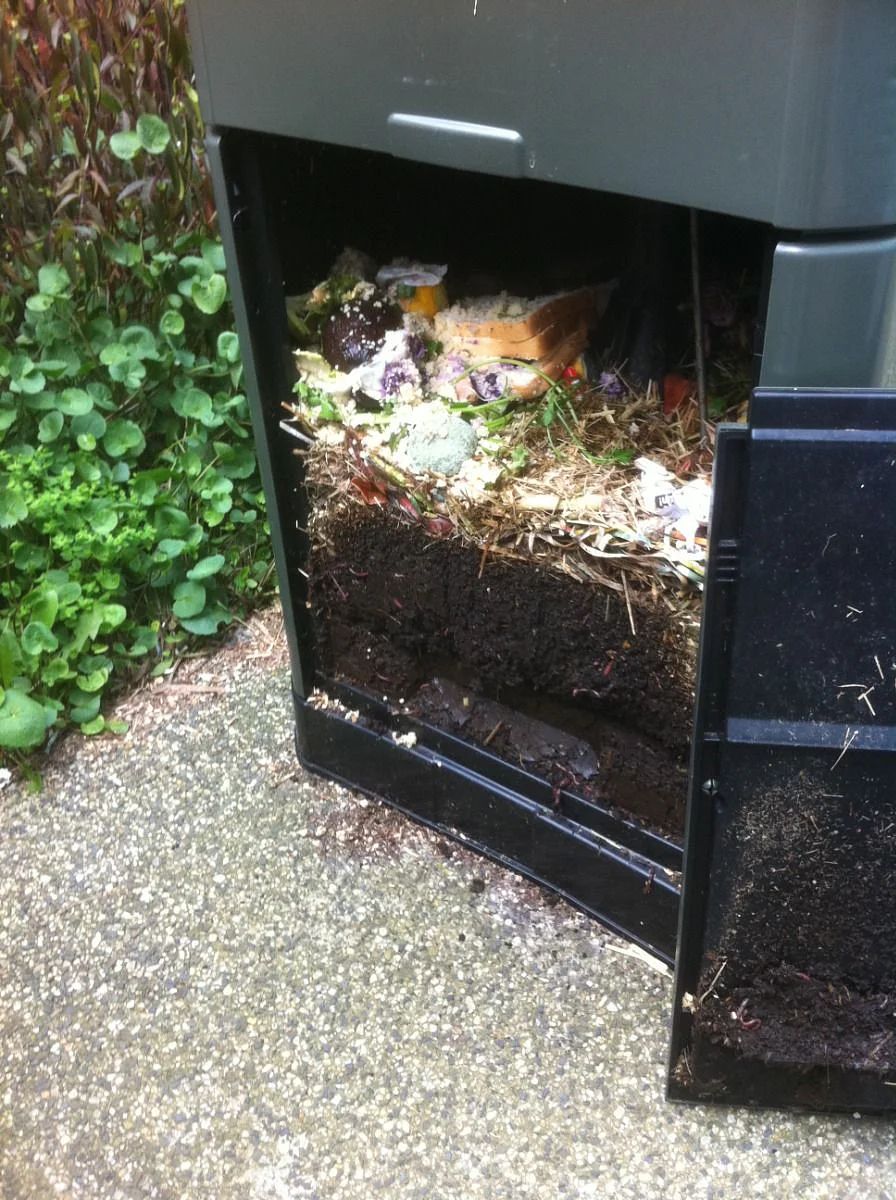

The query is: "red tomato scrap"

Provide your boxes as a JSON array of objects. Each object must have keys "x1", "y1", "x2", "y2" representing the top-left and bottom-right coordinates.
[{"x1": 662, "y1": 373, "x2": 695, "y2": 417}]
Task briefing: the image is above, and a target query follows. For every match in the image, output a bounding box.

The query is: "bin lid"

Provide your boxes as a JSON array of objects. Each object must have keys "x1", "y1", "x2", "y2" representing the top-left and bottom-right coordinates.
[{"x1": 188, "y1": 0, "x2": 896, "y2": 230}]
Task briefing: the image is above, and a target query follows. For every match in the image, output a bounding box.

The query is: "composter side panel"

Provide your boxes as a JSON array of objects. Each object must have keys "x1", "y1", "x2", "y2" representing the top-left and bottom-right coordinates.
[
  {"x1": 204, "y1": 131, "x2": 313, "y2": 696},
  {"x1": 760, "y1": 236, "x2": 896, "y2": 389},
  {"x1": 671, "y1": 390, "x2": 896, "y2": 1113}
]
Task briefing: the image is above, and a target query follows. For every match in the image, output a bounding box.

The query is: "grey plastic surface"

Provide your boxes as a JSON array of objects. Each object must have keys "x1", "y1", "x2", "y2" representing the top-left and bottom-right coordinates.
[
  {"x1": 386, "y1": 113, "x2": 526, "y2": 177},
  {"x1": 761, "y1": 235, "x2": 896, "y2": 388},
  {"x1": 187, "y1": 0, "x2": 896, "y2": 230}
]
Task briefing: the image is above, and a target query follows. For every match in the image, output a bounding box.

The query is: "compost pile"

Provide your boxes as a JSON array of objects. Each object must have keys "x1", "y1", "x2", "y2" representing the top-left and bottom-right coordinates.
[
  {"x1": 283, "y1": 251, "x2": 747, "y2": 833},
  {"x1": 285, "y1": 254, "x2": 724, "y2": 590}
]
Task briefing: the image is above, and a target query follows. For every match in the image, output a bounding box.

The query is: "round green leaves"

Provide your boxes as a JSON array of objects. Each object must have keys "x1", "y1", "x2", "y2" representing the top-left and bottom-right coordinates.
[
  {"x1": 0, "y1": 688, "x2": 49, "y2": 750},
  {"x1": 109, "y1": 114, "x2": 171, "y2": 161}
]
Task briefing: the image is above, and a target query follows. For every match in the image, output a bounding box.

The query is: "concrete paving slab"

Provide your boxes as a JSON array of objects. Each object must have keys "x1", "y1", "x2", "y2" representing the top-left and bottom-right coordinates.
[{"x1": 1, "y1": 647, "x2": 894, "y2": 1199}]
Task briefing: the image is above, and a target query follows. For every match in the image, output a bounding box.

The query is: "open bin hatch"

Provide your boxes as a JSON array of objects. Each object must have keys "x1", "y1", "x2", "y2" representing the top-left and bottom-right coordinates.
[{"x1": 670, "y1": 389, "x2": 896, "y2": 1113}]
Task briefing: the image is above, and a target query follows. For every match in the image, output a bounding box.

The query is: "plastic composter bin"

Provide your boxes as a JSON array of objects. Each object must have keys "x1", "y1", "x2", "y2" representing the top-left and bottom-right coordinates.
[{"x1": 188, "y1": 0, "x2": 896, "y2": 1110}]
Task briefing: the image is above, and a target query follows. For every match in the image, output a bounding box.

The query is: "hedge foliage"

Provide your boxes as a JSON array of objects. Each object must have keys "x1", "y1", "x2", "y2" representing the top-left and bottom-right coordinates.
[
  {"x1": 1, "y1": 2, "x2": 273, "y2": 755},
  {"x1": 2, "y1": 0, "x2": 211, "y2": 290}
]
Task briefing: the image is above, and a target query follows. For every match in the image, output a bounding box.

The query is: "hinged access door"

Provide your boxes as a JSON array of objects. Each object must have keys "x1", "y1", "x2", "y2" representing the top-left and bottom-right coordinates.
[{"x1": 671, "y1": 388, "x2": 896, "y2": 1112}]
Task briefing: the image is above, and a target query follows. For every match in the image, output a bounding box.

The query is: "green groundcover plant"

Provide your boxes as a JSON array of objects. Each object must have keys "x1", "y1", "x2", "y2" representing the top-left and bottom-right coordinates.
[
  {"x1": 0, "y1": 233, "x2": 272, "y2": 753},
  {"x1": 1, "y1": 2, "x2": 274, "y2": 758}
]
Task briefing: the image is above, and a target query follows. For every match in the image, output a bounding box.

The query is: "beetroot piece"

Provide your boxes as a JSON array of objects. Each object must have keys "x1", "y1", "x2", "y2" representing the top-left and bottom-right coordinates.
[{"x1": 321, "y1": 295, "x2": 402, "y2": 371}]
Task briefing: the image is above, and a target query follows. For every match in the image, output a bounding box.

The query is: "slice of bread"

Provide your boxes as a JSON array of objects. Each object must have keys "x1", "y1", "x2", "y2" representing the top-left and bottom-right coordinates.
[
  {"x1": 435, "y1": 285, "x2": 611, "y2": 358},
  {"x1": 454, "y1": 304, "x2": 591, "y2": 361}
]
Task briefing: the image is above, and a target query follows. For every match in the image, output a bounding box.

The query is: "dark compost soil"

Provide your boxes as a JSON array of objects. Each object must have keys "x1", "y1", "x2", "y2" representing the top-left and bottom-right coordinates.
[
  {"x1": 692, "y1": 962, "x2": 896, "y2": 1074},
  {"x1": 679, "y1": 754, "x2": 896, "y2": 1086},
  {"x1": 308, "y1": 501, "x2": 697, "y2": 834}
]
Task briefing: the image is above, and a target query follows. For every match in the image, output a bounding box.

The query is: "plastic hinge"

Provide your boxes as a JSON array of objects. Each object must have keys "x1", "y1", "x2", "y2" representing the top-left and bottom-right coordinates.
[{"x1": 713, "y1": 538, "x2": 739, "y2": 584}]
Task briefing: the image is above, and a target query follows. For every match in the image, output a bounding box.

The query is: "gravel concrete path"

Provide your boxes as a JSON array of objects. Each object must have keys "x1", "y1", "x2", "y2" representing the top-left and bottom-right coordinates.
[{"x1": 1, "y1": 628, "x2": 894, "y2": 1199}]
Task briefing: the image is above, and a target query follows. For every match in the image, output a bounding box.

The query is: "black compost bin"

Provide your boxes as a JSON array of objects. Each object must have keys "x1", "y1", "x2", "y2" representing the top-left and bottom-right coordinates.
[{"x1": 187, "y1": 0, "x2": 896, "y2": 1112}]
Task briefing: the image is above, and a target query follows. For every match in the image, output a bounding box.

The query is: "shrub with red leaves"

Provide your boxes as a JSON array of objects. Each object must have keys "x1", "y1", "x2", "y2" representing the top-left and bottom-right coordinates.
[{"x1": 1, "y1": 1, "x2": 212, "y2": 317}]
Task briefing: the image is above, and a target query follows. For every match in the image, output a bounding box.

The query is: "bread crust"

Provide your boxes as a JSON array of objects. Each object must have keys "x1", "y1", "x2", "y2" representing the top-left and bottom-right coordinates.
[{"x1": 452, "y1": 322, "x2": 590, "y2": 403}]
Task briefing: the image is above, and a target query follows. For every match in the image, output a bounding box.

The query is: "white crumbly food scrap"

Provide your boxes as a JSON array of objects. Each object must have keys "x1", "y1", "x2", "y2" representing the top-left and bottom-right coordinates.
[
  {"x1": 315, "y1": 423, "x2": 347, "y2": 445},
  {"x1": 426, "y1": 350, "x2": 473, "y2": 401},
  {"x1": 306, "y1": 690, "x2": 359, "y2": 723},
  {"x1": 391, "y1": 730, "x2": 418, "y2": 749},
  {"x1": 434, "y1": 291, "x2": 538, "y2": 335},
  {"x1": 447, "y1": 454, "x2": 505, "y2": 502}
]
